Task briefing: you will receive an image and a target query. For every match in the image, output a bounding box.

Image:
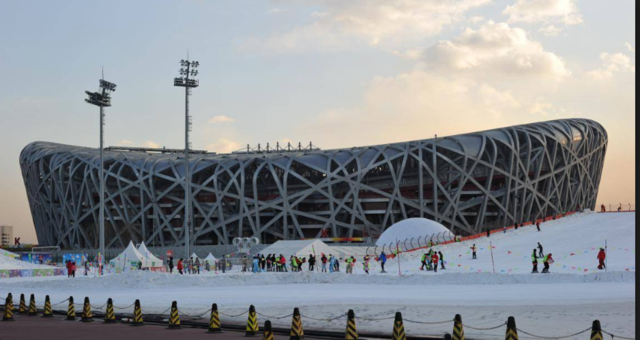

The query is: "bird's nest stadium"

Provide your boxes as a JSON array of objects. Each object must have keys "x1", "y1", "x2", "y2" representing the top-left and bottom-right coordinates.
[{"x1": 20, "y1": 118, "x2": 607, "y2": 250}]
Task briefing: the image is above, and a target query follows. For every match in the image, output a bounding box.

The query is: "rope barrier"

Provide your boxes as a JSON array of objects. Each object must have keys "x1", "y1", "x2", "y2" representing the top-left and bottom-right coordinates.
[
  {"x1": 90, "y1": 303, "x2": 107, "y2": 310},
  {"x1": 603, "y1": 330, "x2": 636, "y2": 340},
  {"x1": 357, "y1": 316, "x2": 396, "y2": 321},
  {"x1": 516, "y1": 326, "x2": 592, "y2": 339},
  {"x1": 219, "y1": 309, "x2": 249, "y2": 318},
  {"x1": 179, "y1": 308, "x2": 212, "y2": 319},
  {"x1": 142, "y1": 306, "x2": 171, "y2": 317},
  {"x1": 464, "y1": 321, "x2": 507, "y2": 331},
  {"x1": 403, "y1": 318, "x2": 454, "y2": 325},
  {"x1": 114, "y1": 303, "x2": 135, "y2": 310},
  {"x1": 301, "y1": 313, "x2": 346, "y2": 322},
  {"x1": 256, "y1": 311, "x2": 293, "y2": 320},
  {"x1": 51, "y1": 298, "x2": 69, "y2": 306}
]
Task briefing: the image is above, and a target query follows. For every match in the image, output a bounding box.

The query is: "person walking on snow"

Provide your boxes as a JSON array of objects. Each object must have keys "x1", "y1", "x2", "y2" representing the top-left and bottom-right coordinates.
[
  {"x1": 542, "y1": 253, "x2": 553, "y2": 273},
  {"x1": 420, "y1": 253, "x2": 428, "y2": 270},
  {"x1": 536, "y1": 221, "x2": 541, "y2": 232},
  {"x1": 597, "y1": 248, "x2": 607, "y2": 270},
  {"x1": 439, "y1": 251, "x2": 445, "y2": 270},
  {"x1": 537, "y1": 243, "x2": 544, "y2": 257},
  {"x1": 177, "y1": 258, "x2": 184, "y2": 275},
  {"x1": 471, "y1": 244, "x2": 477, "y2": 259},
  {"x1": 378, "y1": 251, "x2": 387, "y2": 273},
  {"x1": 308, "y1": 254, "x2": 316, "y2": 271},
  {"x1": 329, "y1": 255, "x2": 335, "y2": 273},
  {"x1": 531, "y1": 249, "x2": 539, "y2": 273},
  {"x1": 321, "y1": 254, "x2": 328, "y2": 272},
  {"x1": 431, "y1": 252, "x2": 439, "y2": 273}
]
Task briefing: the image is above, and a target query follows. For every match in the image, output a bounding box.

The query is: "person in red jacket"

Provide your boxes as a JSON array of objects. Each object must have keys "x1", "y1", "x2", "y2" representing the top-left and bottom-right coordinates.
[
  {"x1": 597, "y1": 248, "x2": 606, "y2": 270},
  {"x1": 431, "y1": 252, "x2": 439, "y2": 273},
  {"x1": 66, "y1": 260, "x2": 73, "y2": 278},
  {"x1": 177, "y1": 258, "x2": 184, "y2": 275}
]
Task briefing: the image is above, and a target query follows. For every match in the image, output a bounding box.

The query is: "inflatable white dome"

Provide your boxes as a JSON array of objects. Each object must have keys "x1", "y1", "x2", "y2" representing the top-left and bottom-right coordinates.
[{"x1": 376, "y1": 218, "x2": 454, "y2": 248}]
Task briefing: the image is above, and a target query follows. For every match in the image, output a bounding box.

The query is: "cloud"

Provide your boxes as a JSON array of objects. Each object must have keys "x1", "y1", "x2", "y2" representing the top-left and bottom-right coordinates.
[
  {"x1": 504, "y1": 0, "x2": 583, "y2": 26},
  {"x1": 625, "y1": 42, "x2": 635, "y2": 53},
  {"x1": 207, "y1": 138, "x2": 241, "y2": 154},
  {"x1": 242, "y1": 0, "x2": 492, "y2": 53},
  {"x1": 116, "y1": 139, "x2": 133, "y2": 146},
  {"x1": 301, "y1": 71, "x2": 568, "y2": 148},
  {"x1": 587, "y1": 52, "x2": 636, "y2": 80},
  {"x1": 143, "y1": 140, "x2": 161, "y2": 148},
  {"x1": 539, "y1": 25, "x2": 563, "y2": 37},
  {"x1": 422, "y1": 21, "x2": 570, "y2": 79},
  {"x1": 268, "y1": 7, "x2": 287, "y2": 14},
  {"x1": 208, "y1": 115, "x2": 235, "y2": 124}
]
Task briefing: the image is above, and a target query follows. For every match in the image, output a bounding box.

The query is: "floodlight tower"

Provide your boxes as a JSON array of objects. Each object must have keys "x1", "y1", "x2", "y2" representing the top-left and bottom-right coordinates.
[
  {"x1": 85, "y1": 77, "x2": 117, "y2": 260},
  {"x1": 174, "y1": 58, "x2": 199, "y2": 258}
]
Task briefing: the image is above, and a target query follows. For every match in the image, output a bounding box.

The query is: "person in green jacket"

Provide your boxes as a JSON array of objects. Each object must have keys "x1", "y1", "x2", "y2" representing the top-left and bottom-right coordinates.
[{"x1": 531, "y1": 249, "x2": 539, "y2": 273}]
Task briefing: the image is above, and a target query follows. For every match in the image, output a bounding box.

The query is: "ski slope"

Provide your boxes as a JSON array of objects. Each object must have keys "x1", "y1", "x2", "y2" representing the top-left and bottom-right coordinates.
[{"x1": 0, "y1": 212, "x2": 635, "y2": 339}]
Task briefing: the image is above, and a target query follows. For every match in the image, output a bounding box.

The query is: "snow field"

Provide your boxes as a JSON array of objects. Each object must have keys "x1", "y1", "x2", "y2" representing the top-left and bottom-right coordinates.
[{"x1": 0, "y1": 212, "x2": 635, "y2": 339}]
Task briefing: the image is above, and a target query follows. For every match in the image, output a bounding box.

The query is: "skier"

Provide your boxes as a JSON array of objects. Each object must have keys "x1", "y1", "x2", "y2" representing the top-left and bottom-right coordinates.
[
  {"x1": 537, "y1": 243, "x2": 544, "y2": 257},
  {"x1": 531, "y1": 249, "x2": 539, "y2": 273},
  {"x1": 471, "y1": 244, "x2": 477, "y2": 259},
  {"x1": 321, "y1": 254, "x2": 328, "y2": 272},
  {"x1": 420, "y1": 253, "x2": 428, "y2": 270},
  {"x1": 439, "y1": 251, "x2": 445, "y2": 270},
  {"x1": 597, "y1": 248, "x2": 607, "y2": 270},
  {"x1": 363, "y1": 255, "x2": 370, "y2": 274},
  {"x1": 542, "y1": 253, "x2": 553, "y2": 273},
  {"x1": 431, "y1": 251, "x2": 439, "y2": 273},
  {"x1": 379, "y1": 251, "x2": 387, "y2": 273}
]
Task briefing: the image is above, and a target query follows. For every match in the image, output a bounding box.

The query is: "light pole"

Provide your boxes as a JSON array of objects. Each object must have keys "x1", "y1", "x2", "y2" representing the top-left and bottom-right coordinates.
[
  {"x1": 85, "y1": 77, "x2": 117, "y2": 262},
  {"x1": 174, "y1": 58, "x2": 199, "y2": 259}
]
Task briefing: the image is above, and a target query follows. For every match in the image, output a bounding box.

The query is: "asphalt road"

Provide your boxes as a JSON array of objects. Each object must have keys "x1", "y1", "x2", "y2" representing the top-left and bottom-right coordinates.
[{"x1": 0, "y1": 314, "x2": 292, "y2": 340}]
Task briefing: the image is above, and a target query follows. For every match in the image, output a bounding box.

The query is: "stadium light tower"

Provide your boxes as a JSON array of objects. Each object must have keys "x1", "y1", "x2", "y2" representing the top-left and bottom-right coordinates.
[
  {"x1": 174, "y1": 58, "x2": 199, "y2": 258},
  {"x1": 85, "y1": 76, "x2": 117, "y2": 261}
]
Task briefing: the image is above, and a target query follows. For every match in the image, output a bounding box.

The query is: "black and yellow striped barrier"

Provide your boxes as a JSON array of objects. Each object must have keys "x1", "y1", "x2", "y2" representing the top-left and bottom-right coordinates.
[
  {"x1": 27, "y1": 294, "x2": 37, "y2": 316},
  {"x1": 290, "y1": 307, "x2": 304, "y2": 340},
  {"x1": 104, "y1": 298, "x2": 116, "y2": 324},
  {"x1": 590, "y1": 320, "x2": 603, "y2": 340},
  {"x1": 66, "y1": 296, "x2": 76, "y2": 321},
  {"x1": 392, "y1": 312, "x2": 406, "y2": 340},
  {"x1": 208, "y1": 303, "x2": 221, "y2": 333},
  {"x1": 2, "y1": 293, "x2": 14, "y2": 322},
  {"x1": 246, "y1": 305, "x2": 259, "y2": 336},
  {"x1": 262, "y1": 320, "x2": 274, "y2": 340},
  {"x1": 345, "y1": 309, "x2": 358, "y2": 340},
  {"x1": 42, "y1": 295, "x2": 53, "y2": 318},
  {"x1": 81, "y1": 297, "x2": 93, "y2": 322},
  {"x1": 131, "y1": 299, "x2": 143, "y2": 327},
  {"x1": 18, "y1": 293, "x2": 26, "y2": 314},
  {"x1": 452, "y1": 314, "x2": 464, "y2": 340},
  {"x1": 167, "y1": 301, "x2": 181, "y2": 329},
  {"x1": 505, "y1": 316, "x2": 518, "y2": 340}
]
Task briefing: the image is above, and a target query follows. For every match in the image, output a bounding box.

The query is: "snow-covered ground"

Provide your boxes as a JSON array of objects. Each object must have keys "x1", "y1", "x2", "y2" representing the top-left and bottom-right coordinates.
[
  {"x1": 0, "y1": 251, "x2": 55, "y2": 270},
  {"x1": 0, "y1": 212, "x2": 635, "y2": 339}
]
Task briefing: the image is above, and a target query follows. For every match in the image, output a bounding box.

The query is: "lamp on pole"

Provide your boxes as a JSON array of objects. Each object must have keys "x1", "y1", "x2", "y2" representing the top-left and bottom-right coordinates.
[
  {"x1": 174, "y1": 58, "x2": 199, "y2": 259},
  {"x1": 85, "y1": 77, "x2": 117, "y2": 262}
]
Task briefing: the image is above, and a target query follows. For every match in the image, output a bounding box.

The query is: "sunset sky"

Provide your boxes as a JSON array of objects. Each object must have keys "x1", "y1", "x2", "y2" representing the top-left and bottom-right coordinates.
[{"x1": 0, "y1": 0, "x2": 635, "y2": 243}]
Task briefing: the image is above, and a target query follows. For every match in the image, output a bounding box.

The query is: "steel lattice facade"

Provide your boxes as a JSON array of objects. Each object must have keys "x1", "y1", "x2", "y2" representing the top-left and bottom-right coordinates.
[{"x1": 20, "y1": 118, "x2": 607, "y2": 250}]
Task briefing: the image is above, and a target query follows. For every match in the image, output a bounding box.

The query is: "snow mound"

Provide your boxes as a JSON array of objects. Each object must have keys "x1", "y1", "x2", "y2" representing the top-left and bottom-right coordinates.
[
  {"x1": 0, "y1": 252, "x2": 53, "y2": 270},
  {"x1": 377, "y1": 218, "x2": 454, "y2": 247}
]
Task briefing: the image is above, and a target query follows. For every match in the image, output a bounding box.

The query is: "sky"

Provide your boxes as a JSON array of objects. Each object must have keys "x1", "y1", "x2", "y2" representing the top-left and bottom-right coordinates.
[{"x1": 0, "y1": 0, "x2": 635, "y2": 243}]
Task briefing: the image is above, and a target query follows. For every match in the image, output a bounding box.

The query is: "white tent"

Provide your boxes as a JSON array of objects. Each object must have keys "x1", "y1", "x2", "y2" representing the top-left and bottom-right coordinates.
[
  {"x1": 260, "y1": 240, "x2": 334, "y2": 259},
  {"x1": 204, "y1": 253, "x2": 217, "y2": 264},
  {"x1": 137, "y1": 242, "x2": 163, "y2": 268},
  {"x1": 190, "y1": 252, "x2": 203, "y2": 262},
  {"x1": 376, "y1": 218, "x2": 454, "y2": 251},
  {"x1": 109, "y1": 241, "x2": 147, "y2": 272}
]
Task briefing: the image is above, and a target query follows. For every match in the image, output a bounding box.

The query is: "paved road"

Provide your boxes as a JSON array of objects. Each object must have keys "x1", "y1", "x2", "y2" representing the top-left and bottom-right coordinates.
[{"x1": 0, "y1": 314, "x2": 293, "y2": 340}]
